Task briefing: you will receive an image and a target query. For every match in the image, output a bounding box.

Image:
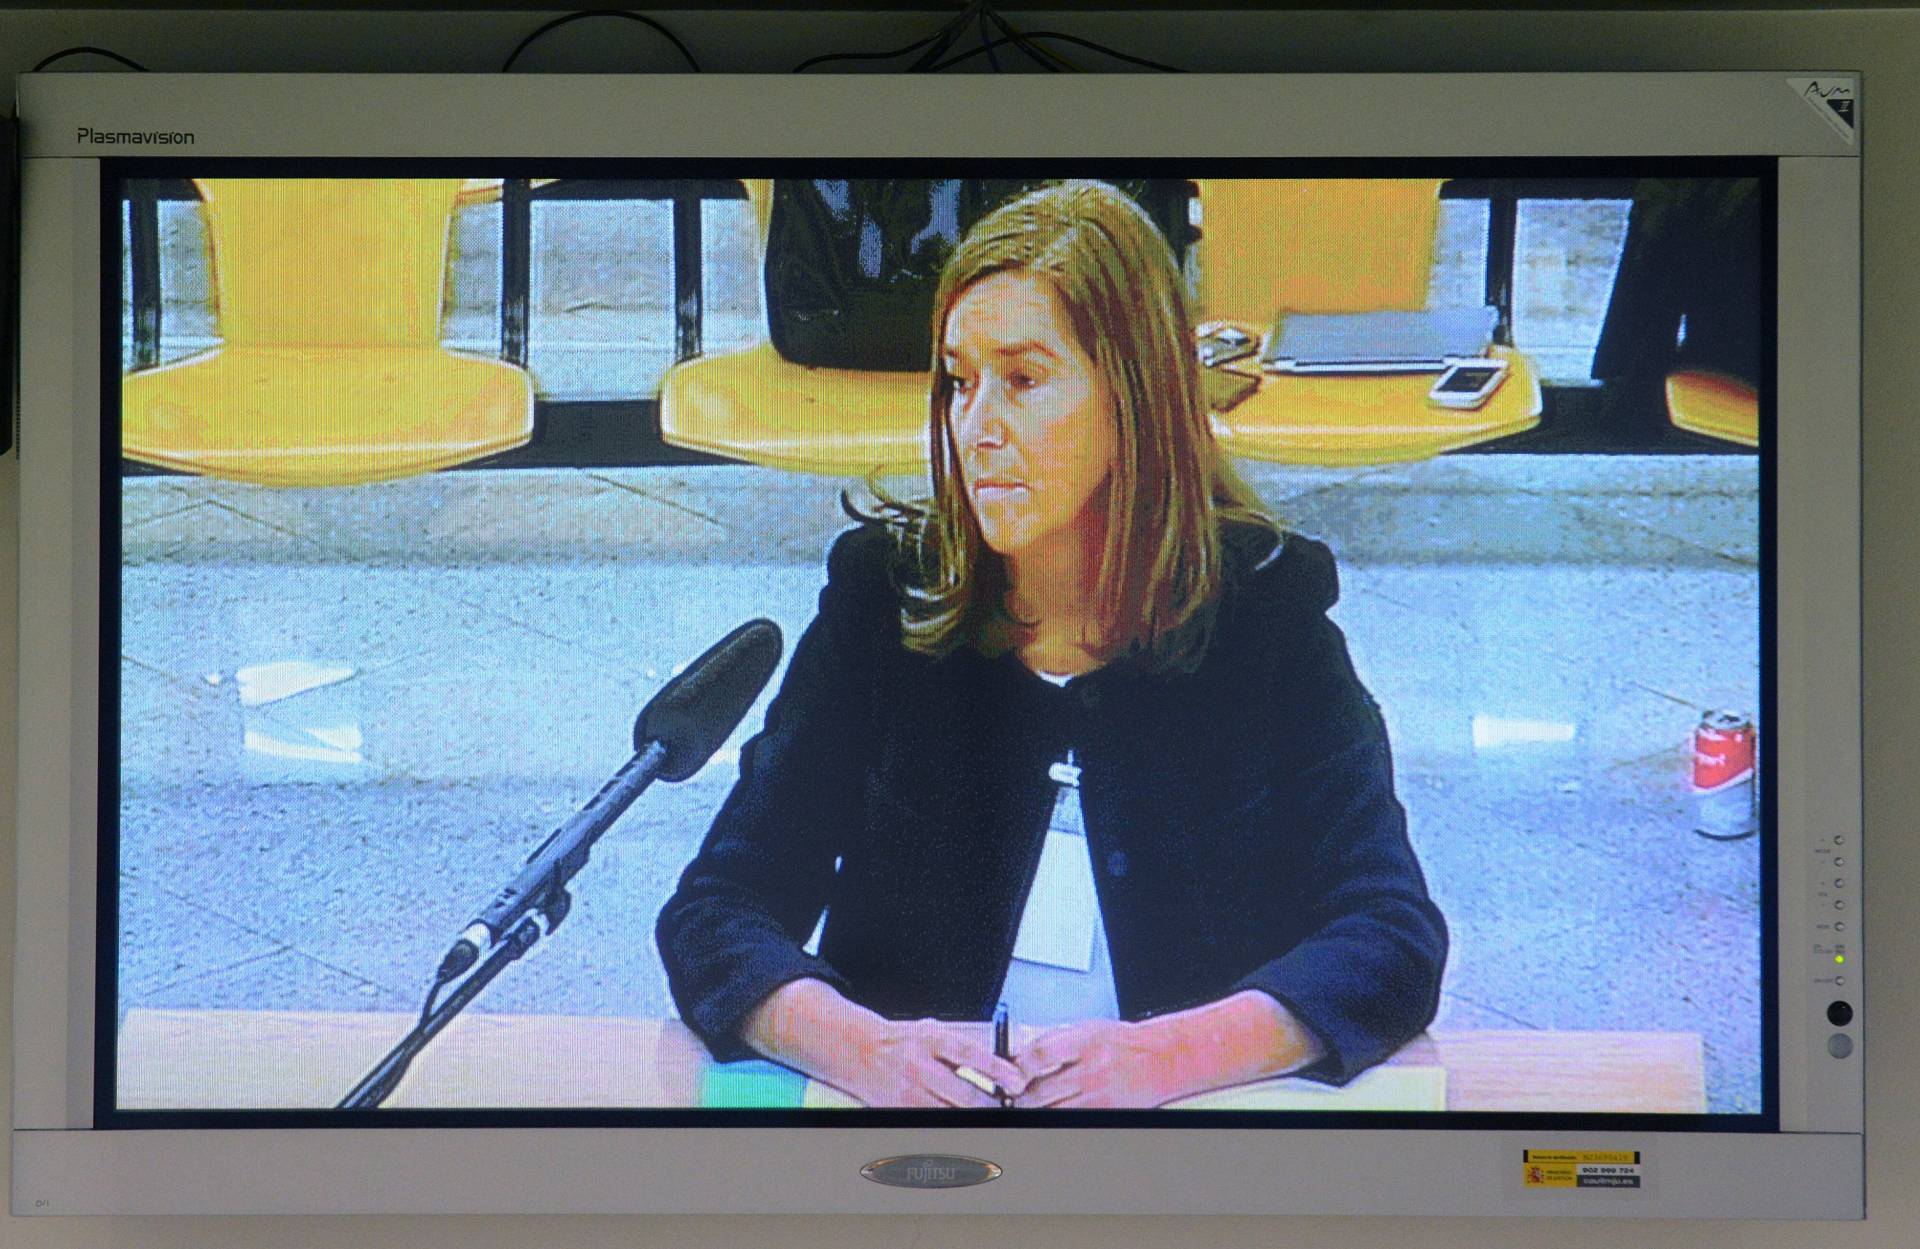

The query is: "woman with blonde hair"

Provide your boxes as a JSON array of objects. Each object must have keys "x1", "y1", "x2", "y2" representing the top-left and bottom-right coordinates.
[{"x1": 658, "y1": 179, "x2": 1445, "y2": 1109}]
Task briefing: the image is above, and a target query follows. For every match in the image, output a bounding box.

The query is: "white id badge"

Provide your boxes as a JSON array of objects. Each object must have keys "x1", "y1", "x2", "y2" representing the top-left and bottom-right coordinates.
[{"x1": 1009, "y1": 817, "x2": 1099, "y2": 972}]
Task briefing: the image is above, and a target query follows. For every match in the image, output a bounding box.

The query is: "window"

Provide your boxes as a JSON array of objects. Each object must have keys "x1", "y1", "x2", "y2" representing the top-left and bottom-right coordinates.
[
  {"x1": 157, "y1": 199, "x2": 218, "y2": 363},
  {"x1": 1511, "y1": 198, "x2": 1632, "y2": 385},
  {"x1": 1429, "y1": 196, "x2": 1490, "y2": 312},
  {"x1": 529, "y1": 197, "x2": 676, "y2": 402},
  {"x1": 700, "y1": 197, "x2": 765, "y2": 358},
  {"x1": 443, "y1": 196, "x2": 502, "y2": 359}
]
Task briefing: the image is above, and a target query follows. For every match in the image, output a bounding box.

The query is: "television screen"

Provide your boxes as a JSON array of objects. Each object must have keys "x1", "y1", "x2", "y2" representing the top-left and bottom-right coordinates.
[
  {"x1": 11, "y1": 72, "x2": 1863, "y2": 1217},
  {"x1": 105, "y1": 165, "x2": 1770, "y2": 1123}
]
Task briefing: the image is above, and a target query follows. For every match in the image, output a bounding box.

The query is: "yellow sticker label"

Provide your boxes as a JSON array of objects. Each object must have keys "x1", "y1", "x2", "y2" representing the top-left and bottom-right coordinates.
[{"x1": 1523, "y1": 1150, "x2": 1643, "y2": 1190}]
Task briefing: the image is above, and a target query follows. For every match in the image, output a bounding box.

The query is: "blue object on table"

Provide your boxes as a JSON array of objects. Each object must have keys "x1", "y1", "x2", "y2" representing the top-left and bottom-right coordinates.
[{"x1": 700, "y1": 1058, "x2": 809, "y2": 1108}]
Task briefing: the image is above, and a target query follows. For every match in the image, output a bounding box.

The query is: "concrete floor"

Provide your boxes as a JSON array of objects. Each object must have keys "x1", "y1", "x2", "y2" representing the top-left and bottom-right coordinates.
[{"x1": 115, "y1": 452, "x2": 1762, "y2": 1112}]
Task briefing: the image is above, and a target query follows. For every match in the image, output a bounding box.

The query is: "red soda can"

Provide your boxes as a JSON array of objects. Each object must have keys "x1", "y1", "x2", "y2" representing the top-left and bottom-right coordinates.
[{"x1": 1693, "y1": 711, "x2": 1757, "y2": 839}]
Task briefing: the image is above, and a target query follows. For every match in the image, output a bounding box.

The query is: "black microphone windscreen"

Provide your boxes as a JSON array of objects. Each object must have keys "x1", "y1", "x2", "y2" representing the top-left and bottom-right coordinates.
[{"x1": 637, "y1": 619, "x2": 784, "y2": 782}]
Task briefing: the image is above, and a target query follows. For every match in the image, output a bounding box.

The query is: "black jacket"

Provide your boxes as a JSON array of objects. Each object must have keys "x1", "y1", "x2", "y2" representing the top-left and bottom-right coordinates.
[{"x1": 656, "y1": 522, "x2": 1447, "y2": 1084}]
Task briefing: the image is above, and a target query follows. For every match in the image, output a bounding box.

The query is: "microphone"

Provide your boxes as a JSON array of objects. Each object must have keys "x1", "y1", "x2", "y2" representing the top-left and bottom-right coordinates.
[
  {"x1": 638, "y1": 616, "x2": 786, "y2": 782},
  {"x1": 433, "y1": 619, "x2": 784, "y2": 983}
]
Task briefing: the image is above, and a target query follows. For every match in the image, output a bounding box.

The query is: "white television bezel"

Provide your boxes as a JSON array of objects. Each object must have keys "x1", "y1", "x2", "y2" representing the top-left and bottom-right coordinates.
[{"x1": 9, "y1": 71, "x2": 1862, "y2": 1217}]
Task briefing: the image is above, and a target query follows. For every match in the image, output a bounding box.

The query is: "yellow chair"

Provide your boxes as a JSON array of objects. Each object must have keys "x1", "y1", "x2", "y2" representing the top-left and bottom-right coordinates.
[
  {"x1": 122, "y1": 179, "x2": 534, "y2": 486},
  {"x1": 658, "y1": 178, "x2": 933, "y2": 477},
  {"x1": 1194, "y1": 179, "x2": 1542, "y2": 465},
  {"x1": 1196, "y1": 179, "x2": 1442, "y2": 325},
  {"x1": 1667, "y1": 370, "x2": 1758, "y2": 447}
]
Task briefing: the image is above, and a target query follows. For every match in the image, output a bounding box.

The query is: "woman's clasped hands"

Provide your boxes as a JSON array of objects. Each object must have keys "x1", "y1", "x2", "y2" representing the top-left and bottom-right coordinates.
[
  {"x1": 840, "y1": 1020, "x2": 1182, "y2": 1112},
  {"x1": 1008, "y1": 1019, "x2": 1188, "y2": 1109},
  {"x1": 844, "y1": 1017, "x2": 1186, "y2": 1109},
  {"x1": 843, "y1": 1017, "x2": 1028, "y2": 1109}
]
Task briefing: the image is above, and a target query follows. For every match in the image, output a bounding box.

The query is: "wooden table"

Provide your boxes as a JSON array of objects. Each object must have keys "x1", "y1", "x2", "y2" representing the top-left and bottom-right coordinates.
[{"x1": 116, "y1": 1009, "x2": 1705, "y2": 1113}]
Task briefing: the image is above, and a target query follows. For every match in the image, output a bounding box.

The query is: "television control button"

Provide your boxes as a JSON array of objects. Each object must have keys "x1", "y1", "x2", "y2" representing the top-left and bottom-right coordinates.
[
  {"x1": 1834, "y1": 857, "x2": 1845, "y2": 866},
  {"x1": 1835, "y1": 900, "x2": 1846, "y2": 910},
  {"x1": 1828, "y1": 1034, "x2": 1854, "y2": 1059}
]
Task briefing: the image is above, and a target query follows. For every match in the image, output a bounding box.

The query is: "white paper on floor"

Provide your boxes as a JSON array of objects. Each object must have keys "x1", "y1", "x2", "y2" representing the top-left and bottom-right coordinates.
[
  {"x1": 1470, "y1": 714, "x2": 1578, "y2": 750},
  {"x1": 232, "y1": 660, "x2": 366, "y2": 773},
  {"x1": 235, "y1": 660, "x2": 355, "y2": 707}
]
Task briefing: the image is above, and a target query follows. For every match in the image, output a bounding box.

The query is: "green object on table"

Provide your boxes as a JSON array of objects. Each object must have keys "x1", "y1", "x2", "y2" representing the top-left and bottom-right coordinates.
[{"x1": 700, "y1": 1059, "x2": 809, "y2": 1108}]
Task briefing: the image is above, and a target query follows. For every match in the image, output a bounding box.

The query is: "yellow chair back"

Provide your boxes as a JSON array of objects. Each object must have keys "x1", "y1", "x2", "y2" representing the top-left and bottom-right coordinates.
[
  {"x1": 1194, "y1": 179, "x2": 1443, "y2": 325},
  {"x1": 122, "y1": 178, "x2": 532, "y2": 485},
  {"x1": 196, "y1": 178, "x2": 463, "y2": 348}
]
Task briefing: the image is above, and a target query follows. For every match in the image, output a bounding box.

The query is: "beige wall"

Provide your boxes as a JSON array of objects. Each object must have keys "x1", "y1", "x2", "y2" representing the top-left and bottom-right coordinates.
[{"x1": 3, "y1": 5, "x2": 1915, "y2": 1244}]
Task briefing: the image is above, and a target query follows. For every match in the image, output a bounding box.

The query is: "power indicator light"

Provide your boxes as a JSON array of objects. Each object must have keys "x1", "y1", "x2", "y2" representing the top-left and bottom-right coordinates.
[{"x1": 1835, "y1": 954, "x2": 1846, "y2": 964}]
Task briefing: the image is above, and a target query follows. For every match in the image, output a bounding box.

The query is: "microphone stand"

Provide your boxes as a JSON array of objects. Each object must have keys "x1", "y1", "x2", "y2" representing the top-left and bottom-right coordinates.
[
  {"x1": 339, "y1": 897, "x2": 557, "y2": 1111},
  {"x1": 338, "y1": 740, "x2": 667, "y2": 1109}
]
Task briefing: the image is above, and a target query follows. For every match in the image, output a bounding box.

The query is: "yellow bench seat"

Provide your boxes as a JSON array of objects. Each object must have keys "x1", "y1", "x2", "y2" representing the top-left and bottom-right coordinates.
[
  {"x1": 660, "y1": 342, "x2": 931, "y2": 477},
  {"x1": 122, "y1": 346, "x2": 534, "y2": 487},
  {"x1": 1667, "y1": 369, "x2": 1758, "y2": 447},
  {"x1": 664, "y1": 342, "x2": 1543, "y2": 474}
]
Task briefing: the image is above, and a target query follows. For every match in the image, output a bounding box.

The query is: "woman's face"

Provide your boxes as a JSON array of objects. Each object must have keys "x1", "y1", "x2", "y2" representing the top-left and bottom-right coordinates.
[{"x1": 941, "y1": 270, "x2": 1118, "y2": 561}]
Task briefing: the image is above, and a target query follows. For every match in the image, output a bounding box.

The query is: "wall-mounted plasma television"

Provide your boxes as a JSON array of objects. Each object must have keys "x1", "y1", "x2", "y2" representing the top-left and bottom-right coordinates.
[{"x1": 10, "y1": 71, "x2": 1862, "y2": 1217}]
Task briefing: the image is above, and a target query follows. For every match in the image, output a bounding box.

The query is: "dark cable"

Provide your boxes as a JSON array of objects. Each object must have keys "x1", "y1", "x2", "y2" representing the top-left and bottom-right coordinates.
[
  {"x1": 30, "y1": 46, "x2": 148, "y2": 73},
  {"x1": 907, "y1": 2, "x2": 981, "y2": 71},
  {"x1": 928, "y1": 36, "x2": 1021, "y2": 75},
  {"x1": 985, "y1": 8, "x2": 1072, "y2": 73},
  {"x1": 792, "y1": 2, "x2": 980, "y2": 74},
  {"x1": 1007, "y1": 30, "x2": 1179, "y2": 73},
  {"x1": 502, "y1": 10, "x2": 701, "y2": 73},
  {"x1": 931, "y1": 31, "x2": 1184, "y2": 74},
  {"x1": 977, "y1": 9, "x2": 1001, "y2": 74}
]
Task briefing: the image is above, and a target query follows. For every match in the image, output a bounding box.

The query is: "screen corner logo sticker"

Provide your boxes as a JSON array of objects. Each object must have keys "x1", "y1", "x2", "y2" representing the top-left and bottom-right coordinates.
[
  {"x1": 1787, "y1": 78, "x2": 1857, "y2": 143},
  {"x1": 1522, "y1": 1149, "x2": 1644, "y2": 1191}
]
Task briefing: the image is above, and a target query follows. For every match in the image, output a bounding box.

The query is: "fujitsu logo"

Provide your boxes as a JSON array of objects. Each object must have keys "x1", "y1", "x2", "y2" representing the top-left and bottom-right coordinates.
[{"x1": 863, "y1": 1154, "x2": 999, "y2": 1188}]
